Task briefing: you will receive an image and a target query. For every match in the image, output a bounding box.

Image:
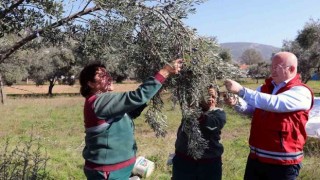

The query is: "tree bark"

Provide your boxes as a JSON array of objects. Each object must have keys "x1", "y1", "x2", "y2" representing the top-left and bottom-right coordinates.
[
  {"x1": 0, "y1": 74, "x2": 5, "y2": 104},
  {"x1": 48, "y1": 79, "x2": 55, "y2": 96},
  {"x1": 48, "y1": 76, "x2": 58, "y2": 96}
]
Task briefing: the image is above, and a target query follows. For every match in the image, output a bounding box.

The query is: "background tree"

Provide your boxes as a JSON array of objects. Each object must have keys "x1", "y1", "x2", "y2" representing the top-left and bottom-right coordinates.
[
  {"x1": 219, "y1": 48, "x2": 233, "y2": 63},
  {"x1": 282, "y1": 19, "x2": 320, "y2": 83},
  {"x1": 239, "y1": 48, "x2": 263, "y2": 65},
  {"x1": 0, "y1": 0, "x2": 83, "y2": 102},
  {"x1": 0, "y1": 34, "x2": 29, "y2": 86},
  {"x1": 28, "y1": 47, "x2": 75, "y2": 95},
  {"x1": 0, "y1": 63, "x2": 28, "y2": 86},
  {"x1": 247, "y1": 62, "x2": 270, "y2": 83}
]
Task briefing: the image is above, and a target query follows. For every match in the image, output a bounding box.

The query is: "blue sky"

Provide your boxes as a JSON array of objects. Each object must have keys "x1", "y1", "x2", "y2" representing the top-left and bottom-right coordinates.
[{"x1": 183, "y1": 0, "x2": 320, "y2": 47}]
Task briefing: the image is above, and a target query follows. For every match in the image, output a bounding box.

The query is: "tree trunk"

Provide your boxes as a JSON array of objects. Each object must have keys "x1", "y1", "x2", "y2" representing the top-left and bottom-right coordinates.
[
  {"x1": 0, "y1": 74, "x2": 5, "y2": 104},
  {"x1": 48, "y1": 79, "x2": 55, "y2": 96}
]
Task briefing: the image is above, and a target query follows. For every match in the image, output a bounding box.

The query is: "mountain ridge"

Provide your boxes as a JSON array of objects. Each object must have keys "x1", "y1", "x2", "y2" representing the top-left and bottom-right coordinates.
[{"x1": 220, "y1": 42, "x2": 281, "y2": 63}]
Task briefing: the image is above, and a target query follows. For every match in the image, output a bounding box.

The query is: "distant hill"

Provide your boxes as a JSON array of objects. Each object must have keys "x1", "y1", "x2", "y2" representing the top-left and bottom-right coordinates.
[{"x1": 220, "y1": 42, "x2": 281, "y2": 63}]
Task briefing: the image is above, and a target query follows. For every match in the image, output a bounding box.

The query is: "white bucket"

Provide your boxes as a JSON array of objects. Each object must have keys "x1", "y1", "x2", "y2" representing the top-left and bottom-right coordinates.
[
  {"x1": 132, "y1": 156, "x2": 155, "y2": 178},
  {"x1": 166, "y1": 153, "x2": 175, "y2": 165}
]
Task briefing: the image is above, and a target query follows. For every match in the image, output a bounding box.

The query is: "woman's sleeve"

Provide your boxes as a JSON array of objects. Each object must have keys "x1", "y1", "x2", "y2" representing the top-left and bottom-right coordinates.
[{"x1": 94, "y1": 76, "x2": 162, "y2": 119}]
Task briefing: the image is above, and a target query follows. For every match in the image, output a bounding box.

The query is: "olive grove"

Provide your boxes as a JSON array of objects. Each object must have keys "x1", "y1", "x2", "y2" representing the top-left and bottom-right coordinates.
[{"x1": 0, "y1": 0, "x2": 242, "y2": 159}]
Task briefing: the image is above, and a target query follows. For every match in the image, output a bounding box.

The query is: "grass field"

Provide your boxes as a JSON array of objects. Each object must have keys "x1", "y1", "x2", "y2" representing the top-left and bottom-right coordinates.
[
  {"x1": 0, "y1": 79, "x2": 320, "y2": 179},
  {"x1": 3, "y1": 82, "x2": 139, "y2": 95}
]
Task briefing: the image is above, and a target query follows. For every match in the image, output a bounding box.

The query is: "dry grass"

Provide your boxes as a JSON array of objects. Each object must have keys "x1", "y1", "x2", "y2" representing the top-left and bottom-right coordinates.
[
  {"x1": 1, "y1": 79, "x2": 319, "y2": 179},
  {"x1": 3, "y1": 82, "x2": 140, "y2": 94}
]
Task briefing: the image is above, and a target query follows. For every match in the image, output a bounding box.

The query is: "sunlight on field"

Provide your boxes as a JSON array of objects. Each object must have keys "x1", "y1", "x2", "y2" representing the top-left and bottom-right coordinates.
[
  {"x1": 3, "y1": 83, "x2": 140, "y2": 94},
  {"x1": 3, "y1": 85, "x2": 81, "y2": 94},
  {"x1": 1, "y1": 80, "x2": 320, "y2": 179}
]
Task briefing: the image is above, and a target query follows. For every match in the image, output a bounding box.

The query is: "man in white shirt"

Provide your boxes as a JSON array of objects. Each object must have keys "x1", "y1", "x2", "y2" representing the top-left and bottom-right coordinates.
[{"x1": 224, "y1": 52, "x2": 314, "y2": 180}]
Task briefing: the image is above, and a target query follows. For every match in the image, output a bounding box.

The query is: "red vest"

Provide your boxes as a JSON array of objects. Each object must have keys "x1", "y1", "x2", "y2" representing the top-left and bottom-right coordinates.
[{"x1": 249, "y1": 74, "x2": 314, "y2": 165}]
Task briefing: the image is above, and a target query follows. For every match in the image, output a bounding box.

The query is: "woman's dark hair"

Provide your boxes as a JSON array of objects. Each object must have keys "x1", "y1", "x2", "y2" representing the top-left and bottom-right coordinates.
[{"x1": 79, "y1": 62, "x2": 106, "y2": 97}]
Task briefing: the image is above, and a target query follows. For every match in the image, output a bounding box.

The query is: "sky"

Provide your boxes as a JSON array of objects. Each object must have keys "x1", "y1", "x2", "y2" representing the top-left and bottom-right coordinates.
[{"x1": 183, "y1": 0, "x2": 320, "y2": 48}]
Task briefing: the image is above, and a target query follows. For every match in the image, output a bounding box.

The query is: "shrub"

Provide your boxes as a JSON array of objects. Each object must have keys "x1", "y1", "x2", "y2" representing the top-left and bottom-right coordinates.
[
  {"x1": 0, "y1": 135, "x2": 52, "y2": 180},
  {"x1": 304, "y1": 137, "x2": 320, "y2": 157}
]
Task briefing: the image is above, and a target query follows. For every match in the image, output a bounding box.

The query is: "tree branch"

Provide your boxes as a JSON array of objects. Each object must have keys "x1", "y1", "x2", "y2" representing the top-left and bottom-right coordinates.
[
  {"x1": 82, "y1": 0, "x2": 93, "y2": 11},
  {"x1": 0, "y1": 6, "x2": 101, "y2": 63},
  {"x1": 0, "y1": 0, "x2": 25, "y2": 20}
]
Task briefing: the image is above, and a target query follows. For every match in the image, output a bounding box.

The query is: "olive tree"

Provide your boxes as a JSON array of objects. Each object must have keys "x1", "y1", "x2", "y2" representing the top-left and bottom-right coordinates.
[
  {"x1": 239, "y1": 48, "x2": 263, "y2": 65},
  {"x1": 0, "y1": 35, "x2": 29, "y2": 86},
  {"x1": 282, "y1": 19, "x2": 320, "y2": 83},
  {"x1": 219, "y1": 48, "x2": 233, "y2": 63},
  {"x1": 0, "y1": 0, "x2": 96, "y2": 101},
  {"x1": 27, "y1": 47, "x2": 75, "y2": 95},
  {"x1": 0, "y1": 0, "x2": 243, "y2": 159},
  {"x1": 247, "y1": 62, "x2": 270, "y2": 83}
]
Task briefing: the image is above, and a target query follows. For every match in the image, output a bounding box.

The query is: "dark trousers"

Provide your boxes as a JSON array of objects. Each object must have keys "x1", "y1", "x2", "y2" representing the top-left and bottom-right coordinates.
[
  {"x1": 84, "y1": 164, "x2": 134, "y2": 180},
  {"x1": 244, "y1": 156, "x2": 301, "y2": 180},
  {"x1": 172, "y1": 155, "x2": 222, "y2": 180}
]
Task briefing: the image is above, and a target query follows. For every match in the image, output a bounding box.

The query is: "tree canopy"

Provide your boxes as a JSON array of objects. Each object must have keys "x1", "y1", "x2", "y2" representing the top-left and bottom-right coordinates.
[
  {"x1": 247, "y1": 62, "x2": 269, "y2": 83},
  {"x1": 218, "y1": 48, "x2": 233, "y2": 63},
  {"x1": 239, "y1": 48, "x2": 263, "y2": 65},
  {"x1": 282, "y1": 19, "x2": 320, "y2": 83},
  {"x1": 0, "y1": 0, "x2": 243, "y2": 158}
]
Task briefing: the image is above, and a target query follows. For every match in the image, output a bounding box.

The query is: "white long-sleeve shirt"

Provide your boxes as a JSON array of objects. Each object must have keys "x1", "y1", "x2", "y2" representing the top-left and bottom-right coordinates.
[{"x1": 235, "y1": 80, "x2": 312, "y2": 115}]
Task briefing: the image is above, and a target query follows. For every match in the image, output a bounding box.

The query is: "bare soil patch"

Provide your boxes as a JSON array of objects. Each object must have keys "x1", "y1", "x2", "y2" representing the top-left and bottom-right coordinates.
[{"x1": 3, "y1": 83, "x2": 140, "y2": 94}]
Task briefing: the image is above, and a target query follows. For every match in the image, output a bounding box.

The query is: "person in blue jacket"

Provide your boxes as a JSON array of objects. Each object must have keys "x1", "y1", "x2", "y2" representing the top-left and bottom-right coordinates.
[{"x1": 79, "y1": 59, "x2": 183, "y2": 180}]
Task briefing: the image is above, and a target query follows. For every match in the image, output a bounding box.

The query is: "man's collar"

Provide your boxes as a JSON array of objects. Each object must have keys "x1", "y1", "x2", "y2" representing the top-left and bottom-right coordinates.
[{"x1": 271, "y1": 76, "x2": 295, "y2": 87}]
